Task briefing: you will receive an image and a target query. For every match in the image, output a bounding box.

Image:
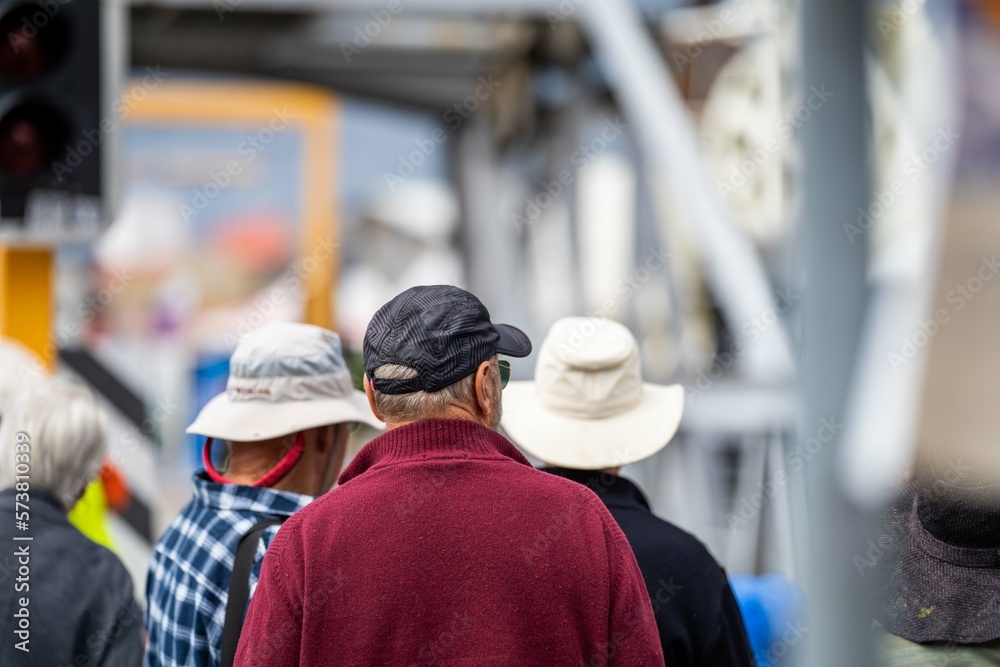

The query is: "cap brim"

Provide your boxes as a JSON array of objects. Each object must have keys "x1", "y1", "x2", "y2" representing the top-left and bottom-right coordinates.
[
  {"x1": 500, "y1": 382, "x2": 684, "y2": 469},
  {"x1": 495, "y1": 323, "x2": 532, "y2": 357},
  {"x1": 186, "y1": 390, "x2": 384, "y2": 442}
]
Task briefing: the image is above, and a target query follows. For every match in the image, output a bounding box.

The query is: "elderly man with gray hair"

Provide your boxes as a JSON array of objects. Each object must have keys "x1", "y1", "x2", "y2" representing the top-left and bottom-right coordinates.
[
  {"x1": 236, "y1": 285, "x2": 663, "y2": 667},
  {"x1": 0, "y1": 380, "x2": 143, "y2": 666}
]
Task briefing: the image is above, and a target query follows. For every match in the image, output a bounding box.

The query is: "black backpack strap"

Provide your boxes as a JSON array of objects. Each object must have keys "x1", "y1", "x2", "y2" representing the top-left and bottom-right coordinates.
[{"x1": 220, "y1": 517, "x2": 287, "y2": 667}]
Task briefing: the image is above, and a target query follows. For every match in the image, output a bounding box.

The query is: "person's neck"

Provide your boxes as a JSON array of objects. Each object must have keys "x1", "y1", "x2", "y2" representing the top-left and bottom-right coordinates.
[
  {"x1": 225, "y1": 466, "x2": 318, "y2": 496},
  {"x1": 383, "y1": 407, "x2": 491, "y2": 432},
  {"x1": 228, "y1": 451, "x2": 316, "y2": 495},
  {"x1": 227, "y1": 455, "x2": 280, "y2": 486}
]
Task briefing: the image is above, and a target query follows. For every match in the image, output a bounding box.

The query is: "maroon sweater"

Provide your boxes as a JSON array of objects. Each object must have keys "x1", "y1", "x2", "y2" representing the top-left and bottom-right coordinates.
[{"x1": 235, "y1": 419, "x2": 664, "y2": 667}]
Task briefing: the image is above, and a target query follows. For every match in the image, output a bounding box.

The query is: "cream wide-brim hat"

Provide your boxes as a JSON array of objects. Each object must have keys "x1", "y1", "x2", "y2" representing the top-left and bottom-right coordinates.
[
  {"x1": 501, "y1": 317, "x2": 684, "y2": 470},
  {"x1": 187, "y1": 321, "x2": 383, "y2": 442}
]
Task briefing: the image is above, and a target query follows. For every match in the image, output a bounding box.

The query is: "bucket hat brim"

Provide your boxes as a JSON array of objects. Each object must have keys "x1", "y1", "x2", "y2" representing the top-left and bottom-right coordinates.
[
  {"x1": 877, "y1": 493, "x2": 1000, "y2": 644},
  {"x1": 500, "y1": 381, "x2": 685, "y2": 469},
  {"x1": 186, "y1": 389, "x2": 383, "y2": 442}
]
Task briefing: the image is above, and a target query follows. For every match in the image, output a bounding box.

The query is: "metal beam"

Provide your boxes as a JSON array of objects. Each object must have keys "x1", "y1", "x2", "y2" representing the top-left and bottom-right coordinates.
[
  {"x1": 799, "y1": 0, "x2": 873, "y2": 664},
  {"x1": 128, "y1": 0, "x2": 685, "y2": 21},
  {"x1": 130, "y1": 0, "x2": 569, "y2": 13},
  {"x1": 576, "y1": 0, "x2": 794, "y2": 383}
]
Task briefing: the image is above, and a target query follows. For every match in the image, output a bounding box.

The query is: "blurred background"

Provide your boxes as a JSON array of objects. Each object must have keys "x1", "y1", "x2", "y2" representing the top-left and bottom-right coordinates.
[{"x1": 1, "y1": 0, "x2": 998, "y2": 664}]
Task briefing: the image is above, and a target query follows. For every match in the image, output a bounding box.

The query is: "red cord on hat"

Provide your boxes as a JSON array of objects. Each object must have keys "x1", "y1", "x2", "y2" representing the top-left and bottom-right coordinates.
[{"x1": 202, "y1": 433, "x2": 305, "y2": 488}]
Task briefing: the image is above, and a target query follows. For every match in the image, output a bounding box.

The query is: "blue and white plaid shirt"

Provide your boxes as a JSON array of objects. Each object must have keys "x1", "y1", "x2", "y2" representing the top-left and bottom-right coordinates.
[{"x1": 144, "y1": 473, "x2": 313, "y2": 667}]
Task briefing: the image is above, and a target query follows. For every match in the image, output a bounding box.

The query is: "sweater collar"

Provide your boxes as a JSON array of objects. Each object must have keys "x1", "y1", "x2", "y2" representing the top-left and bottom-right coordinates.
[
  {"x1": 542, "y1": 467, "x2": 652, "y2": 511},
  {"x1": 339, "y1": 419, "x2": 531, "y2": 484}
]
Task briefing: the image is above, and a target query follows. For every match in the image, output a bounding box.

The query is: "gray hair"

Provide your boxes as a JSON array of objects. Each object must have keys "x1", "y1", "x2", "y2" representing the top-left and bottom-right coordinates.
[
  {"x1": 0, "y1": 380, "x2": 107, "y2": 509},
  {"x1": 371, "y1": 355, "x2": 497, "y2": 423}
]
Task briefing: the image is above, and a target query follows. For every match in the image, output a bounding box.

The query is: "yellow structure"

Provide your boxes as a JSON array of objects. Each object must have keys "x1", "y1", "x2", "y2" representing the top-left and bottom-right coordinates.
[
  {"x1": 126, "y1": 80, "x2": 340, "y2": 328},
  {"x1": 0, "y1": 245, "x2": 55, "y2": 369}
]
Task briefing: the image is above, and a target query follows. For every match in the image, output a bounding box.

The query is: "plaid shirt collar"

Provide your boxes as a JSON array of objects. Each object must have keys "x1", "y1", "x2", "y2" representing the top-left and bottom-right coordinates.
[{"x1": 190, "y1": 472, "x2": 314, "y2": 516}]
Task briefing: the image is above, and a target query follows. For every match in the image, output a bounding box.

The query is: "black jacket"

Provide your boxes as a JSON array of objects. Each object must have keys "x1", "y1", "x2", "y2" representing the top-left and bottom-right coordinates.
[
  {"x1": 544, "y1": 468, "x2": 756, "y2": 667},
  {"x1": 0, "y1": 487, "x2": 143, "y2": 666}
]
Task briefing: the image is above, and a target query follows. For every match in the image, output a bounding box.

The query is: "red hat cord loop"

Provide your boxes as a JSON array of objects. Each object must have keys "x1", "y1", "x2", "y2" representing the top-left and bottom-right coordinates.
[{"x1": 202, "y1": 433, "x2": 305, "y2": 488}]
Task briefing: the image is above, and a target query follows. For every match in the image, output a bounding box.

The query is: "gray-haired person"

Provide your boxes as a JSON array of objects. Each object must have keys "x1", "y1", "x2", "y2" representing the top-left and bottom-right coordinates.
[
  {"x1": 235, "y1": 286, "x2": 663, "y2": 667},
  {"x1": 0, "y1": 380, "x2": 143, "y2": 666}
]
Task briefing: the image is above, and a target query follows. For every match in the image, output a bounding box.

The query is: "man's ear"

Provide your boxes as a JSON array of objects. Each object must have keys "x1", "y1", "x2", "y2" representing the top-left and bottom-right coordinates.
[
  {"x1": 363, "y1": 375, "x2": 384, "y2": 422},
  {"x1": 474, "y1": 361, "x2": 494, "y2": 417}
]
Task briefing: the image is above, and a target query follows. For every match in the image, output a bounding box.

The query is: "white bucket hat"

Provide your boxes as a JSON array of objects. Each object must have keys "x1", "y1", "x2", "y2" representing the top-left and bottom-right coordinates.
[
  {"x1": 187, "y1": 321, "x2": 383, "y2": 442},
  {"x1": 501, "y1": 317, "x2": 684, "y2": 469}
]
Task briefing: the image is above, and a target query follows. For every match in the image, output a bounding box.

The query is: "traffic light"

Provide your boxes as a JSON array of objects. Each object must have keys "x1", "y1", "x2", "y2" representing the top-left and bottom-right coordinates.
[{"x1": 0, "y1": 0, "x2": 102, "y2": 231}]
